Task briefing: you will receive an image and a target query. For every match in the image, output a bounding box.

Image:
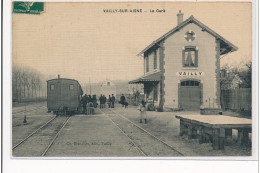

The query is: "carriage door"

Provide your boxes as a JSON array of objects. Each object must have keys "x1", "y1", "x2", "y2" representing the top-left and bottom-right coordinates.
[{"x1": 180, "y1": 80, "x2": 201, "y2": 110}]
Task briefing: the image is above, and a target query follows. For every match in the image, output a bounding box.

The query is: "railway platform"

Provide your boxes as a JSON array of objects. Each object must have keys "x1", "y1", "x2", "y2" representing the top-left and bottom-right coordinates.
[{"x1": 12, "y1": 102, "x2": 252, "y2": 157}]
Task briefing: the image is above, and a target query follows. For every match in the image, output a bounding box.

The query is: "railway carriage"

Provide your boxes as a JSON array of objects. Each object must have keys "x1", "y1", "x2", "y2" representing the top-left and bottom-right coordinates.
[{"x1": 47, "y1": 75, "x2": 83, "y2": 115}]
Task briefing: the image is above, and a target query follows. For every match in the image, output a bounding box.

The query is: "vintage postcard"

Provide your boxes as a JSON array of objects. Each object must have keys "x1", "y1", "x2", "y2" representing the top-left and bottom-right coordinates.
[{"x1": 3, "y1": 0, "x2": 258, "y2": 172}]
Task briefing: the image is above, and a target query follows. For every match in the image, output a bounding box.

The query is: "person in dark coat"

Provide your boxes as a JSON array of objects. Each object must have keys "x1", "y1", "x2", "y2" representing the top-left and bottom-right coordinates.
[
  {"x1": 99, "y1": 94, "x2": 103, "y2": 108},
  {"x1": 103, "y1": 95, "x2": 107, "y2": 108},
  {"x1": 120, "y1": 94, "x2": 126, "y2": 107},
  {"x1": 81, "y1": 94, "x2": 87, "y2": 114},
  {"x1": 88, "y1": 95, "x2": 92, "y2": 103},
  {"x1": 111, "y1": 94, "x2": 115, "y2": 108},
  {"x1": 92, "y1": 95, "x2": 97, "y2": 108},
  {"x1": 86, "y1": 95, "x2": 90, "y2": 104},
  {"x1": 108, "y1": 95, "x2": 112, "y2": 108}
]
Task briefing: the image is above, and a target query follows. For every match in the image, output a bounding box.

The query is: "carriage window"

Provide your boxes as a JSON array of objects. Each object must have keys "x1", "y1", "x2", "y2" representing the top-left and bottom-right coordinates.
[
  {"x1": 50, "y1": 84, "x2": 55, "y2": 90},
  {"x1": 69, "y1": 84, "x2": 74, "y2": 90},
  {"x1": 183, "y1": 47, "x2": 198, "y2": 67}
]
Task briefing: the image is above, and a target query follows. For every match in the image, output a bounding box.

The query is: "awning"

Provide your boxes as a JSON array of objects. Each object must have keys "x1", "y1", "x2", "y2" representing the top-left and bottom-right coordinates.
[{"x1": 128, "y1": 72, "x2": 162, "y2": 84}]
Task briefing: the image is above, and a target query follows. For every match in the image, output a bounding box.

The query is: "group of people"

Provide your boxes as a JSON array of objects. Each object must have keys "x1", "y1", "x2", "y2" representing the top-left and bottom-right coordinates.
[
  {"x1": 99, "y1": 94, "x2": 116, "y2": 108},
  {"x1": 81, "y1": 94, "x2": 97, "y2": 114},
  {"x1": 81, "y1": 93, "x2": 148, "y2": 124}
]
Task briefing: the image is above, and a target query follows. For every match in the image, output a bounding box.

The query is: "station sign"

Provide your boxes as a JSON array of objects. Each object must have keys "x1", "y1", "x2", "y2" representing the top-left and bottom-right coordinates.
[{"x1": 176, "y1": 71, "x2": 204, "y2": 76}]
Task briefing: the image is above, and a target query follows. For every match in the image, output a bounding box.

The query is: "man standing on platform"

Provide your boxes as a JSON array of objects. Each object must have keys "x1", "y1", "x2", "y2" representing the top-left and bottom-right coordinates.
[
  {"x1": 108, "y1": 95, "x2": 112, "y2": 108},
  {"x1": 111, "y1": 94, "x2": 115, "y2": 108},
  {"x1": 81, "y1": 94, "x2": 87, "y2": 114},
  {"x1": 103, "y1": 95, "x2": 107, "y2": 108},
  {"x1": 120, "y1": 94, "x2": 126, "y2": 107},
  {"x1": 99, "y1": 94, "x2": 103, "y2": 108}
]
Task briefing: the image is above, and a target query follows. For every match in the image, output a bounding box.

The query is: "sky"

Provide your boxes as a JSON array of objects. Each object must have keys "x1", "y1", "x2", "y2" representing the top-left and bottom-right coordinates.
[{"x1": 12, "y1": 2, "x2": 252, "y2": 84}]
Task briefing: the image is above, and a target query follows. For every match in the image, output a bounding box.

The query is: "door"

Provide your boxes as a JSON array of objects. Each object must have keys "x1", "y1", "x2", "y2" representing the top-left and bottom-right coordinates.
[{"x1": 180, "y1": 80, "x2": 201, "y2": 110}]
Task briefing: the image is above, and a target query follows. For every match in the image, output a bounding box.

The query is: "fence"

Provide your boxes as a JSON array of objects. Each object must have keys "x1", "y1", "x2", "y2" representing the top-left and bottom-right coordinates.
[{"x1": 220, "y1": 88, "x2": 251, "y2": 111}]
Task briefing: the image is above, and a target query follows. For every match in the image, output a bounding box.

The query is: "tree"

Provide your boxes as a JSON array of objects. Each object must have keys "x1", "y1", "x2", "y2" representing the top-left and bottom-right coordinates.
[
  {"x1": 238, "y1": 61, "x2": 252, "y2": 88},
  {"x1": 220, "y1": 60, "x2": 252, "y2": 89},
  {"x1": 12, "y1": 64, "x2": 46, "y2": 102},
  {"x1": 12, "y1": 65, "x2": 21, "y2": 101}
]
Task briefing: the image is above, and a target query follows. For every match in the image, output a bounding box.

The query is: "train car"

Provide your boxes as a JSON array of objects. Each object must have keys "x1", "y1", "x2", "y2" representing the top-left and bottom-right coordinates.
[{"x1": 47, "y1": 75, "x2": 83, "y2": 115}]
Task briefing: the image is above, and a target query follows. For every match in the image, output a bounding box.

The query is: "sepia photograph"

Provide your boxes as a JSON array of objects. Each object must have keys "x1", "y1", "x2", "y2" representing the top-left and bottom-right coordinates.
[{"x1": 10, "y1": 1, "x2": 255, "y2": 159}]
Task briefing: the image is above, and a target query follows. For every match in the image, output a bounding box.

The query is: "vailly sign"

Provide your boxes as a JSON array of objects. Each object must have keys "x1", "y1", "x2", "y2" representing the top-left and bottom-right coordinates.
[{"x1": 176, "y1": 71, "x2": 204, "y2": 76}]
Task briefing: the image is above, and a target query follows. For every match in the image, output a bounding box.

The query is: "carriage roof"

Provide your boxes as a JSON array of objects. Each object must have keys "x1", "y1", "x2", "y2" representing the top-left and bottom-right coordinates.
[{"x1": 47, "y1": 78, "x2": 83, "y2": 95}]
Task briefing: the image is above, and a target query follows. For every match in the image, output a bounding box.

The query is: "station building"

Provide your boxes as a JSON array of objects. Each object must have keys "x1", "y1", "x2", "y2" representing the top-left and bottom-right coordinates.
[
  {"x1": 129, "y1": 11, "x2": 238, "y2": 111},
  {"x1": 100, "y1": 79, "x2": 116, "y2": 98}
]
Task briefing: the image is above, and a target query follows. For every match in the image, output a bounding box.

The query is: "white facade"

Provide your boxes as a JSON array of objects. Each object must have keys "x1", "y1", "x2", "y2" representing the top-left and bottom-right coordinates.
[
  {"x1": 100, "y1": 79, "x2": 116, "y2": 98},
  {"x1": 130, "y1": 12, "x2": 237, "y2": 111}
]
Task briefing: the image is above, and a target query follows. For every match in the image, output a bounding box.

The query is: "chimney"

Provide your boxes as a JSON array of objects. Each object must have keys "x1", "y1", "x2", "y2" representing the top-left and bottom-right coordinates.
[
  {"x1": 58, "y1": 74, "x2": 60, "y2": 79},
  {"x1": 177, "y1": 10, "x2": 183, "y2": 25}
]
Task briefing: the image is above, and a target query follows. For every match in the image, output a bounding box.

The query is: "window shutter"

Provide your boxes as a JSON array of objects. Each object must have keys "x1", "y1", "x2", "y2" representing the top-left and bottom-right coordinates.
[
  {"x1": 146, "y1": 56, "x2": 149, "y2": 72},
  {"x1": 182, "y1": 50, "x2": 185, "y2": 67},
  {"x1": 147, "y1": 56, "x2": 149, "y2": 72},
  {"x1": 195, "y1": 50, "x2": 198, "y2": 67},
  {"x1": 154, "y1": 50, "x2": 157, "y2": 69}
]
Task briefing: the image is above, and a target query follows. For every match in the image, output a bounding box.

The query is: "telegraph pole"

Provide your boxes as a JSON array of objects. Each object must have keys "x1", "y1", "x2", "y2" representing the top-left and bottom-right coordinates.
[{"x1": 89, "y1": 77, "x2": 92, "y2": 95}]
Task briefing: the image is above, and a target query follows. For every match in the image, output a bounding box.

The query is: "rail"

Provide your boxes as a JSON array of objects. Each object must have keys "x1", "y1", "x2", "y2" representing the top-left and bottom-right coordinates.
[
  {"x1": 99, "y1": 108, "x2": 147, "y2": 156},
  {"x1": 41, "y1": 117, "x2": 71, "y2": 156},
  {"x1": 12, "y1": 116, "x2": 57, "y2": 150},
  {"x1": 101, "y1": 108, "x2": 184, "y2": 156}
]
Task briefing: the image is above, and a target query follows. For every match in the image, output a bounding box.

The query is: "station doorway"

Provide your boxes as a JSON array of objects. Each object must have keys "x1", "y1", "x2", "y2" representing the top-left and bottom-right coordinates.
[{"x1": 179, "y1": 80, "x2": 201, "y2": 110}]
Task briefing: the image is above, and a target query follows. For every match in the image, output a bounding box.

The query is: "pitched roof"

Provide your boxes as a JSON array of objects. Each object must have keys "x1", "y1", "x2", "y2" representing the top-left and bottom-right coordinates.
[
  {"x1": 138, "y1": 15, "x2": 238, "y2": 56},
  {"x1": 128, "y1": 72, "x2": 162, "y2": 84}
]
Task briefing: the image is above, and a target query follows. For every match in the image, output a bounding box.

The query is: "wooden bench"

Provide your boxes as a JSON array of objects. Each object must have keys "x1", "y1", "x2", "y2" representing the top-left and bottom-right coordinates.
[{"x1": 175, "y1": 115, "x2": 252, "y2": 150}]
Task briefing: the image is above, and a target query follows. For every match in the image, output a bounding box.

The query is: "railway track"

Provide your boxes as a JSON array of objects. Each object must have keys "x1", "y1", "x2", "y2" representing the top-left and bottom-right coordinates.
[
  {"x1": 12, "y1": 116, "x2": 70, "y2": 157},
  {"x1": 100, "y1": 108, "x2": 184, "y2": 156},
  {"x1": 41, "y1": 117, "x2": 70, "y2": 156},
  {"x1": 99, "y1": 109, "x2": 146, "y2": 156}
]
